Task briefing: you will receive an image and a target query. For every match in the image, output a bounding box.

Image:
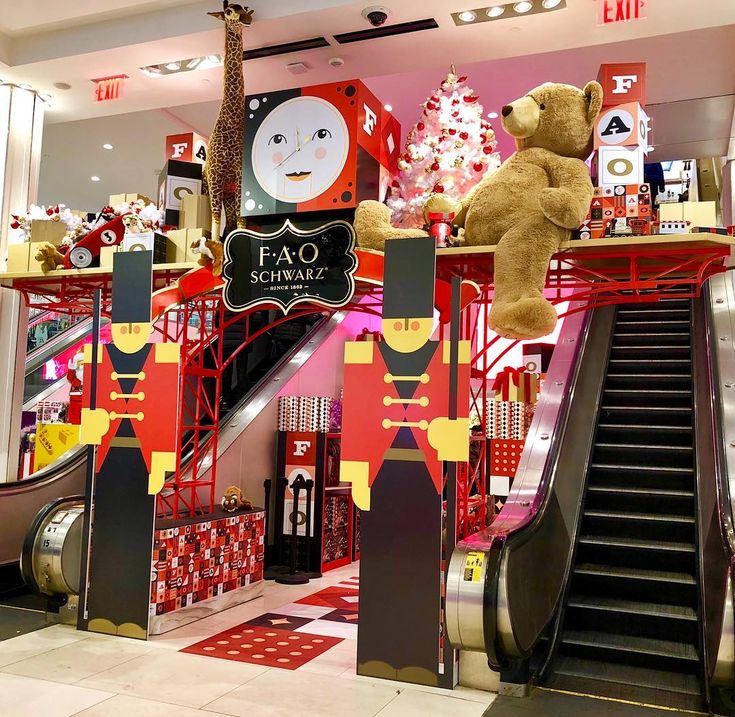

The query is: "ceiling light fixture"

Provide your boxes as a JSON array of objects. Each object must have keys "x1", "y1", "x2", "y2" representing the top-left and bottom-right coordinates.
[
  {"x1": 103, "y1": 143, "x2": 113, "y2": 150},
  {"x1": 141, "y1": 54, "x2": 223, "y2": 78},
  {"x1": 53, "y1": 82, "x2": 72, "y2": 90},
  {"x1": 384, "y1": 103, "x2": 393, "y2": 112},
  {"x1": 488, "y1": 111, "x2": 499, "y2": 118},
  {"x1": 90, "y1": 176, "x2": 101, "y2": 182},
  {"x1": 452, "y1": 0, "x2": 565, "y2": 24}
]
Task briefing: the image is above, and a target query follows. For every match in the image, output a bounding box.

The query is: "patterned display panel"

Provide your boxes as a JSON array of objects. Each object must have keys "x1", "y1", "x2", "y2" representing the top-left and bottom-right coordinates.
[{"x1": 150, "y1": 511, "x2": 265, "y2": 616}]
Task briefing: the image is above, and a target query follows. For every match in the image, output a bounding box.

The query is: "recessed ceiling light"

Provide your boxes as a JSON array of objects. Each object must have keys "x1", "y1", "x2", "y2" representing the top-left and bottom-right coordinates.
[
  {"x1": 165, "y1": 62, "x2": 181, "y2": 71},
  {"x1": 541, "y1": 0, "x2": 561, "y2": 6},
  {"x1": 514, "y1": 1, "x2": 534, "y2": 12},
  {"x1": 487, "y1": 5, "x2": 506, "y2": 17},
  {"x1": 384, "y1": 104, "x2": 393, "y2": 112},
  {"x1": 458, "y1": 10, "x2": 476, "y2": 21},
  {"x1": 103, "y1": 143, "x2": 113, "y2": 150},
  {"x1": 90, "y1": 176, "x2": 101, "y2": 182},
  {"x1": 53, "y1": 82, "x2": 72, "y2": 90},
  {"x1": 488, "y1": 111, "x2": 499, "y2": 118}
]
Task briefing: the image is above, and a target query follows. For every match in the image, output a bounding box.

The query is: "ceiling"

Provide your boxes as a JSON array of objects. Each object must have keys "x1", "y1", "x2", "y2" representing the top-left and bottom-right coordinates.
[
  {"x1": 12, "y1": 0, "x2": 733, "y2": 209},
  {"x1": 2, "y1": 0, "x2": 734, "y2": 123}
]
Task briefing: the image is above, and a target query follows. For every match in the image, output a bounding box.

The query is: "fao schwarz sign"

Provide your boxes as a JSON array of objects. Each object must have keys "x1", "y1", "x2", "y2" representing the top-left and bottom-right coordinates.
[{"x1": 222, "y1": 220, "x2": 358, "y2": 314}]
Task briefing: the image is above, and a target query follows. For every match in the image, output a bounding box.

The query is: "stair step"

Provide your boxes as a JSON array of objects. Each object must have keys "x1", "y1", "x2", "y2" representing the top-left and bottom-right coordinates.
[
  {"x1": 613, "y1": 333, "x2": 690, "y2": 347},
  {"x1": 576, "y1": 535, "x2": 696, "y2": 573},
  {"x1": 550, "y1": 655, "x2": 702, "y2": 698},
  {"x1": 587, "y1": 486, "x2": 694, "y2": 498},
  {"x1": 575, "y1": 563, "x2": 695, "y2": 584},
  {"x1": 578, "y1": 536, "x2": 695, "y2": 553},
  {"x1": 603, "y1": 389, "x2": 692, "y2": 409},
  {"x1": 616, "y1": 308, "x2": 690, "y2": 318},
  {"x1": 594, "y1": 443, "x2": 692, "y2": 453},
  {"x1": 561, "y1": 630, "x2": 698, "y2": 662},
  {"x1": 590, "y1": 463, "x2": 693, "y2": 474},
  {"x1": 597, "y1": 423, "x2": 691, "y2": 432},
  {"x1": 567, "y1": 595, "x2": 697, "y2": 621},
  {"x1": 584, "y1": 510, "x2": 694, "y2": 524}
]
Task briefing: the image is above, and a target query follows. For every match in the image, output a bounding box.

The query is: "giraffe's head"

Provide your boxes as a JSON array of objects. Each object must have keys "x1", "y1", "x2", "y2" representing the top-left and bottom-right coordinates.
[{"x1": 208, "y1": 1, "x2": 253, "y2": 26}]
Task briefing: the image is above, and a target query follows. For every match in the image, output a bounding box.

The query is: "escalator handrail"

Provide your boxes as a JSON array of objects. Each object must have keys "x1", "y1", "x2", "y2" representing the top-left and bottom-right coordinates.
[
  {"x1": 25, "y1": 317, "x2": 94, "y2": 376},
  {"x1": 705, "y1": 278, "x2": 735, "y2": 557},
  {"x1": 4, "y1": 310, "x2": 347, "y2": 494},
  {"x1": 459, "y1": 302, "x2": 590, "y2": 548}
]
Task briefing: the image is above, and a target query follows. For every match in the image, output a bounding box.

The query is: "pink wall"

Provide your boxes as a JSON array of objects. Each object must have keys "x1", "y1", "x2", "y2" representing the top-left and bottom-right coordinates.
[{"x1": 212, "y1": 309, "x2": 381, "y2": 507}]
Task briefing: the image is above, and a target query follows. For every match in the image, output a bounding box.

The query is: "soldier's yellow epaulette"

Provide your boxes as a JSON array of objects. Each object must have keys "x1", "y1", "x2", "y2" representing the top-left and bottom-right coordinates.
[
  {"x1": 83, "y1": 344, "x2": 103, "y2": 364},
  {"x1": 344, "y1": 340, "x2": 374, "y2": 365},
  {"x1": 154, "y1": 342, "x2": 180, "y2": 364},
  {"x1": 442, "y1": 340, "x2": 471, "y2": 365}
]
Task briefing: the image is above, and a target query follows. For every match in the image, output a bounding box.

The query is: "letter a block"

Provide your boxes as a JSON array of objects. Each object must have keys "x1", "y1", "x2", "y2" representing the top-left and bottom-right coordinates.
[
  {"x1": 597, "y1": 62, "x2": 647, "y2": 107},
  {"x1": 594, "y1": 102, "x2": 649, "y2": 152},
  {"x1": 596, "y1": 146, "x2": 645, "y2": 186}
]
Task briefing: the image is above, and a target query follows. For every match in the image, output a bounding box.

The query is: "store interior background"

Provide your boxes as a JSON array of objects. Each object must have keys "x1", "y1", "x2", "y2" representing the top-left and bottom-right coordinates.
[
  {"x1": 0, "y1": 0, "x2": 725, "y2": 212},
  {"x1": 2, "y1": 0, "x2": 733, "y2": 504}
]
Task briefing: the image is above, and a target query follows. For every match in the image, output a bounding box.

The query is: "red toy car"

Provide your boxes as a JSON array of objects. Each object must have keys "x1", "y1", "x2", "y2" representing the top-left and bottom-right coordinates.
[{"x1": 64, "y1": 213, "x2": 129, "y2": 269}]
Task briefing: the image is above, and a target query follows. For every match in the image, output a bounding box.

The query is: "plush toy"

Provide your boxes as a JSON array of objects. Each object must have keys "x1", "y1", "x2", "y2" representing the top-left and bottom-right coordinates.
[
  {"x1": 189, "y1": 235, "x2": 224, "y2": 276},
  {"x1": 221, "y1": 485, "x2": 253, "y2": 512},
  {"x1": 354, "y1": 81, "x2": 603, "y2": 340},
  {"x1": 34, "y1": 242, "x2": 66, "y2": 273}
]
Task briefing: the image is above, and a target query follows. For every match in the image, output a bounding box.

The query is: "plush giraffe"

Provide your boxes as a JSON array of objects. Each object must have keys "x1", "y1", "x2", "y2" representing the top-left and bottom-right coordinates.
[{"x1": 205, "y1": 1, "x2": 252, "y2": 273}]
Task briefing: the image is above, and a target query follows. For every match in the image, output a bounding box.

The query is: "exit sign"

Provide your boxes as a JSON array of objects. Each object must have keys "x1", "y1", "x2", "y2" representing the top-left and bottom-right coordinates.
[
  {"x1": 92, "y1": 75, "x2": 127, "y2": 102},
  {"x1": 599, "y1": 0, "x2": 646, "y2": 24}
]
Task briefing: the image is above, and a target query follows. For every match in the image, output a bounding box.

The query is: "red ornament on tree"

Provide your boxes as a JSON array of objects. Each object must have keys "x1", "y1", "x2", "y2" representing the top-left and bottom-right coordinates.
[
  {"x1": 417, "y1": 122, "x2": 425, "y2": 131},
  {"x1": 473, "y1": 162, "x2": 484, "y2": 172},
  {"x1": 434, "y1": 183, "x2": 445, "y2": 193},
  {"x1": 460, "y1": 131, "x2": 469, "y2": 140},
  {"x1": 431, "y1": 162, "x2": 440, "y2": 171}
]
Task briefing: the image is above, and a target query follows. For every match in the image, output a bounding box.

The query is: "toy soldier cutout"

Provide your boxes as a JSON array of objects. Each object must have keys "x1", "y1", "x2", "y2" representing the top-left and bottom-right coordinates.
[
  {"x1": 341, "y1": 236, "x2": 470, "y2": 685},
  {"x1": 80, "y1": 251, "x2": 180, "y2": 639}
]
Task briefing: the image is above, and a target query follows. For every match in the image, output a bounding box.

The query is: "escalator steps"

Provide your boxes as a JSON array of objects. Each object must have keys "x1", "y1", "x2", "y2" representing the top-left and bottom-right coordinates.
[{"x1": 546, "y1": 300, "x2": 705, "y2": 712}]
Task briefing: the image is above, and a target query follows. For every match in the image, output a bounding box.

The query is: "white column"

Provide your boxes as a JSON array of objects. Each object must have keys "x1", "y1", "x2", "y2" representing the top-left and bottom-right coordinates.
[
  {"x1": 722, "y1": 160, "x2": 734, "y2": 228},
  {"x1": 0, "y1": 84, "x2": 46, "y2": 482}
]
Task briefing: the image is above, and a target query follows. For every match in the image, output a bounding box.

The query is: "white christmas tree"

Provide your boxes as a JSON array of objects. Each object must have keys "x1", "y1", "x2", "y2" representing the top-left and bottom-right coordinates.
[{"x1": 388, "y1": 67, "x2": 501, "y2": 228}]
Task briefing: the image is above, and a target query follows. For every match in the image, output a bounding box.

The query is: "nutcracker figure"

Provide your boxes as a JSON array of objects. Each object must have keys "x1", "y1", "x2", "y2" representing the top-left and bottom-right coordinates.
[
  {"x1": 341, "y1": 236, "x2": 470, "y2": 686},
  {"x1": 80, "y1": 251, "x2": 180, "y2": 639}
]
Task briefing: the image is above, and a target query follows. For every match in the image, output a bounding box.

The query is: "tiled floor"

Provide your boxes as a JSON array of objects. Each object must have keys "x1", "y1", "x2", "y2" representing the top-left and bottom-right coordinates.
[{"x1": 0, "y1": 564, "x2": 496, "y2": 717}]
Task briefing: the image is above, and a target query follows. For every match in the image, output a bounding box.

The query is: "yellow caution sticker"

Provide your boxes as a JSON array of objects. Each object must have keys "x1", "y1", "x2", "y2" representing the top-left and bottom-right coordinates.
[{"x1": 463, "y1": 551, "x2": 484, "y2": 582}]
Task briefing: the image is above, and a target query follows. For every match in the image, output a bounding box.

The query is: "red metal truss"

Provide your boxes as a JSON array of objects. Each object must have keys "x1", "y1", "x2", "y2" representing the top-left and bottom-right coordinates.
[{"x1": 4, "y1": 237, "x2": 731, "y2": 527}]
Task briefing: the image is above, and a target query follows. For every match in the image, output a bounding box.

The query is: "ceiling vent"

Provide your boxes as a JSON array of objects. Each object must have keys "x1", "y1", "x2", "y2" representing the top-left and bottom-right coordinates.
[
  {"x1": 333, "y1": 17, "x2": 438, "y2": 44},
  {"x1": 286, "y1": 62, "x2": 310, "y2": 75},
  {"x1": 243, "y1": 37, "x2": 330, "y2": 61}
]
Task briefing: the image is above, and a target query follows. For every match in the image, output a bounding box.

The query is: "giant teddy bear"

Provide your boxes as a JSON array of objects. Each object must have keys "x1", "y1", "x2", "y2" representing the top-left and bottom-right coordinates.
[{"x1": 355, "y1": 81, "x2": 604, "y2": 340}]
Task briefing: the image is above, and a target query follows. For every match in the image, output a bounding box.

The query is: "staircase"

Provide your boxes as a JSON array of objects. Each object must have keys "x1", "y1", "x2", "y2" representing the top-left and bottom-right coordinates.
[{"x1": 545, "y1": 300, "x2": 705, "y2": 712}]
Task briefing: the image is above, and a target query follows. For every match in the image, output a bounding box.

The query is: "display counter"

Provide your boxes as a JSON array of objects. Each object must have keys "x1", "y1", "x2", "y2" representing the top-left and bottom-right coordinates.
[{"x1": 149, "y1": 506, "x2": 265, "y2": 635}]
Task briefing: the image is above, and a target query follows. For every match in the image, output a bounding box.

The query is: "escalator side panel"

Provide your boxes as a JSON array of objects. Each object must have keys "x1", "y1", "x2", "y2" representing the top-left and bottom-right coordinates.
[
  {"x1": 501, "y1": 306, "x2": 616, "y2": 657},
  {"x1": 699, "y1": 277, "x2": 735, "y2": 691}
]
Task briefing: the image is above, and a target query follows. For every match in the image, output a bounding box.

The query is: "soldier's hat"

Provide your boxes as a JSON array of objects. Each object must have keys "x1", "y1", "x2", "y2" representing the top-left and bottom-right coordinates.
[
  {"x1": 382, "y1": 236, "x2": 435, "y2": 320},
  {"x1": 111, "y1": 250, "x2": 153, "y2": 324}
]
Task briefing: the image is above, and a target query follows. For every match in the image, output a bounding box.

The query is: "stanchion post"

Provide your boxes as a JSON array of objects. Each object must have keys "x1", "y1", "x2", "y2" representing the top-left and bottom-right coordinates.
[
  {"x1": 276, "y1": 474, "x2": 309, "y2": 585},
  {"x1": 303, "y1": 478, "x2": 322, "y2": 579}
]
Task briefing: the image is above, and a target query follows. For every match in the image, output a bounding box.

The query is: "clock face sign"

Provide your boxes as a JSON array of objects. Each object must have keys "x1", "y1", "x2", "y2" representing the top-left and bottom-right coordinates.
[{"x1": 251, "y1": 97, "x2": 349, "y2": 205}]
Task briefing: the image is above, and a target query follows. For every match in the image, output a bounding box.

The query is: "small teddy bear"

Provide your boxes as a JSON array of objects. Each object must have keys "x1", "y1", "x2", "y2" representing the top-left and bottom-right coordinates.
[
  {"x1": 221, "y1": 485, "x2": 253, "y2": 512},
  {"x1": 190, "y1": 235, "x2": 225, "y2": 276}
]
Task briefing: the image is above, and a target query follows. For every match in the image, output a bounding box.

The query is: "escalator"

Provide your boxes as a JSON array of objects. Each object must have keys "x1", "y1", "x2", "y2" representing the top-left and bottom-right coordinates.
[
  {"x1": 447, "y1": 280, "x2": 735, "y2": 713},
  {"x1": 543, "y1": 299, "x2": 704, "y2": 711}
]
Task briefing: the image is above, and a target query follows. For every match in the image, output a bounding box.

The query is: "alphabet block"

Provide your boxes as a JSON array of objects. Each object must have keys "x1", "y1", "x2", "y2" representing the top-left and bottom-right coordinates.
[
  {"x1": 597, "y1": 62, "x2": 647, "y2": 107},
  {"x1": 594, "y1": 102, "x2": 649, "y2": 151},
  {"x1": 596, "y1": 146, "x2": 645, "y2": 186}
]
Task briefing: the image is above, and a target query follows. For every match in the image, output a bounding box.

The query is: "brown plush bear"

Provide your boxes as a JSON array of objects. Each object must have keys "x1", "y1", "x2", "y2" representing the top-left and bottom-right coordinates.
[{"x1": 355, "y1": 81, "x2": 603, "y2": 340}]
